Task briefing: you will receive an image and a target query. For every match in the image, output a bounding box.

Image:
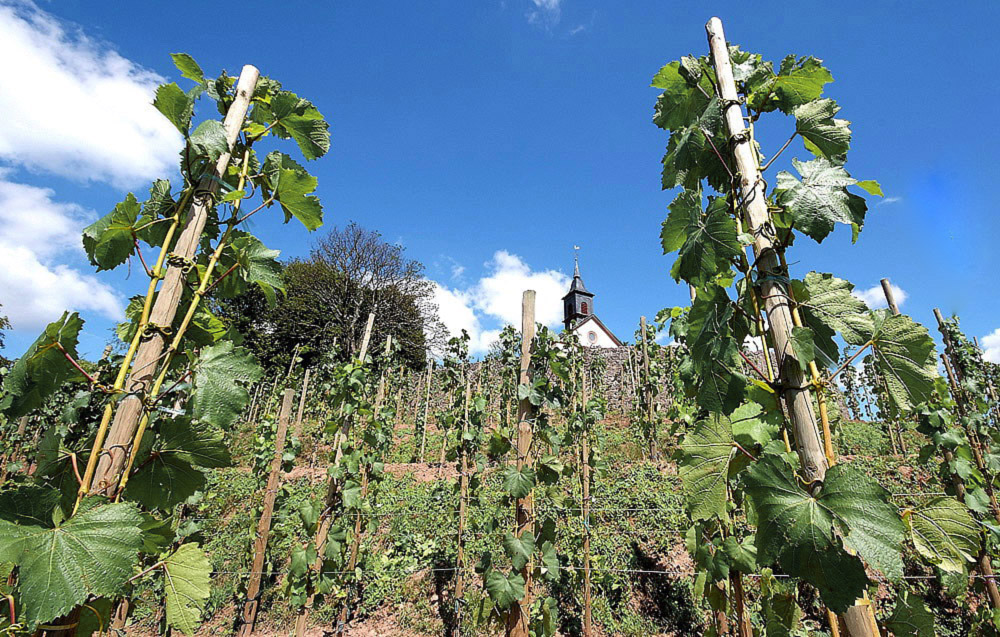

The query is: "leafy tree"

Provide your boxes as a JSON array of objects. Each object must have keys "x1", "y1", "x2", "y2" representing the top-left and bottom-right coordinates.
[{"x1": 213, "y1": 222, "x2": 444, "y2": 372}]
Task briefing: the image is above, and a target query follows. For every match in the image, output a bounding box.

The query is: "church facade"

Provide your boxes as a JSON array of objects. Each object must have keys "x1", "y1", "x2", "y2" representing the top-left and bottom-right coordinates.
[{"x1": 562, "y1": 259, "x2": 622, "y2": 348}]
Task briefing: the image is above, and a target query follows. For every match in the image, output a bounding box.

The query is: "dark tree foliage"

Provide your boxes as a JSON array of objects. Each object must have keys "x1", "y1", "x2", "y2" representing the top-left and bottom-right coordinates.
[
  {"x1": 213, "y1": 222, "x2": 444, "y2": 372},
  {"x1": 0, "y1": 302, "x2": 11, "y2": 367}
]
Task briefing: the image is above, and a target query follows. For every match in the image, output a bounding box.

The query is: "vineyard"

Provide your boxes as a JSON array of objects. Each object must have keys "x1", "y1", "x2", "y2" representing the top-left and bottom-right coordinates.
[{"x1": 1, "y1": 14, "x2": 998, "y2": 637}]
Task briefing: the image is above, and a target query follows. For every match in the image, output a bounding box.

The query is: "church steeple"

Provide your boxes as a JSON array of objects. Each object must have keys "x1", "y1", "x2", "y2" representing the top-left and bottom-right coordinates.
[{"x1": 563, "y1": 247, "x2": 594, "y2": 329}]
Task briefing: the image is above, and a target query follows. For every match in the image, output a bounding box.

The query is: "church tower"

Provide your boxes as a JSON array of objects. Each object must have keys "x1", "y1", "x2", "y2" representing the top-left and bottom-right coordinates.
[
  {"x1": 562, "y1": 250, "x2": 622, "y2": 348},
  {"x1": 563, "y1": 253, "x2": 594, "y2": 329}
]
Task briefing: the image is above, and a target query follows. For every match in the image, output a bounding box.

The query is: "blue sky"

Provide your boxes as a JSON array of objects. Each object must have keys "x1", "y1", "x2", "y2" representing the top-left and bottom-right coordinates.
[{"x1": 1, "y1": 0, "x2": 998, "y2": 361}]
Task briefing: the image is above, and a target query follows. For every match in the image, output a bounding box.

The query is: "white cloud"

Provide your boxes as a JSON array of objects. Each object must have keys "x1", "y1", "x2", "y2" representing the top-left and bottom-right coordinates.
[
  {"x1": 878, "y1": 196, "x2": 902, "y2": 206},
  {"x1": 526, "y1": 0, "x2": 561, "y2": 27},
  {"x1": 431, "y1": 251, "x2": 570, "y2": 354},
  {"x1": 982, "y1": 328, "x2": 1000, "y2": 364},
  {"x1": 0, "y1": 1, "x2": 180, "y2": 188},
  {"x1": 0, "y1": 178, "x2": 122, "y2": 329},
  {"x1": 853, "y1": 282, "x2": 907, "y2": 310}
]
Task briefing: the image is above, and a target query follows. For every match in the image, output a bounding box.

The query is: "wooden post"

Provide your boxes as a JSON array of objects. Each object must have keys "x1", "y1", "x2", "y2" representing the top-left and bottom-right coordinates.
[
  {"x1": 506, "y1": 290, "x2": 536, "y2": 637},
  {"x1": 295, "y1": 314, "x2": 375, "y2": 637},
  {"x1": 419, "y1": 359, "x2": 433, "y2": 461},
  {"x1": 879, "y1": 279, "x2": 900, "y2": 315},
  {"x1": 705, "y1": 18, "x2": 874, "y2": 637},
  {"x1": 239, "y1": 389, "x2": 295, "y2": 637},
  {"x1": 705, "y1": 17, "x2": 827, "y2": 483},
  {"x1": 580, "y1": 371, "x2": 593, "y2": 637},
  {"x1": 639, "y1": 316, "x2": 656, "y2": 459},
  {"x1": 336, "y1": 336, "x2": 392, "y2": 635},
  {"x1": 452, "y1": 378, "x2": 472, "y2": 637},
  {"x1": 87, "y1": 65, "x2": 260, "y2": 497},
  {"x1": 294, "y1": 367, "x2": 311, "y2": 439}
]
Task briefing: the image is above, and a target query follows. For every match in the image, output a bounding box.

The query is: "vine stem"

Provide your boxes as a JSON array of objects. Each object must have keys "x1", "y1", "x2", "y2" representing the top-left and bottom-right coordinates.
[
  {"x1": 826, "y1": 340, "x2": 873, "y2": 386},
  {"x1": 760, "y1": 131, "x2": 797, "y2": 173},
  {"x1": 55, "y1": 343, "x2": 102, "y2": 388},
  {"x1": 126, "y1": 561, "x2": 165, "y2": 585}
]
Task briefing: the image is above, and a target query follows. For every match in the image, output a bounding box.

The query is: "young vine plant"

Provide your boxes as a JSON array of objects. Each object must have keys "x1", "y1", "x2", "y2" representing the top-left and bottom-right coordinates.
[
  {"x1": 656, "y1": 21, "x2": 976, "y2": 634},
  {"x1": 0, "y1": 52, "x2": 329, "y2": 635}
]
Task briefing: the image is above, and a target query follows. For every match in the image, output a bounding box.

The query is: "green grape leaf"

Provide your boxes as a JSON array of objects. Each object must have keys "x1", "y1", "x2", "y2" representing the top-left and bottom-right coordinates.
[
  {"x1": 539, "y1": 541, "x2": 560, "y2": 582},
  {"x1": 749, "y1": 55, "x2": 833, "y2": 114},
  {"x1": 256, "y1": 91, "x2": 331, "y2": 160},
  {"x1": 793, "y1": 98, "x2": 851, "y2": 161},
  {"x1": 171, "y1": 53, "x2": 205, "y2": 85},
  {"x1": 661, "y1": 191, "x2": 740, "y2": 287},
  {"x1": 659, "y1": 96, "x2": 729, "y2": 191},
  {"x1": 793, "y1": 272, "x2": 873, "y2": 364},
  {"x1": 485, "y1": 569, "x2": 525, "y2": 609},
  {"x1": 136, "y1": 179, "x2": 175, "y2": 248},
  {"x1": 186, "y1": 120, "x2": 228, "y2": 165},
  {"x1": 273, "y1": 167, "x2": 323, "y2": 231},
  {"x1": 745, "y1": 457, "x2": 903, "y2": 611},
  {"x1": 1, "y1": 312, "x2": 84, "y2": 419},
  {"x1": 730, "y1": 401, "x2": 779, "y2": 449},
  {"x1": 77, "y1": 597, "x2": 113, "y2": 637},
  {"x1": 677, "y1": 413, "x2": 736, "y2": 521},
  {"x1": 214, "y1": 232, "x2": 284, "y2": 305},
  {"x1": 503, "y1": 465, "x2": 535, "y2": 499},
  {"x1": 789, "y1": 326, "x2": 815, "y2": 372},
  {"x1": 685, "y1": 286, "x2": 745, "y2": 414},
  {"x1": 651, "y1": 59, "x2": 714, "y2": 132},
  {"x1": 861, "y1": 310, "x2": 938, "y2": 412},
  {"x1": 124, "y1": 418, "x2": 230, "y2": 510},
  {"x1": 154, "y1": 83, "x2": 194, "y2": 135},
  {"x1": 775, "y1": 158, "x2": 868, "y2": 243},
  {"x1": 82, "y1": 193, "x2": 141, "y2": 271},
  {"x1": 886, "y1": 590, "x2": 935, "y2": 637},
  {"x1": 904, "y1": 496, "x2": 979, "y2": 574},
  {"x1": 162, "y1": 543, "x2": 212, "y2": 635},
  {"x1": 760, "y1": 569, "x2": 801, "y2": 637},
  {"x1": 0, "y1": 502, "x2": 143, "y2": 628},
  {"x1": 855, "y1": 180, "x2": 884, "y2": 197},
  {"x1": 503, "y1": 532, "x2": 535, "y2": 571},
  {"x1": 189, "y1": 341, "x2": 263, "y2": 428},
  {"x1": 187, "y1": 303, "x2": 229, "y2": 347}
]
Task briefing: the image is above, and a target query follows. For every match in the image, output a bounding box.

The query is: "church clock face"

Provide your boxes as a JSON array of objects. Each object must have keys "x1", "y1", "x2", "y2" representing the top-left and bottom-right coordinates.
[{"x1": 587, "y1": 330, "x2": 597, "y2": 343}]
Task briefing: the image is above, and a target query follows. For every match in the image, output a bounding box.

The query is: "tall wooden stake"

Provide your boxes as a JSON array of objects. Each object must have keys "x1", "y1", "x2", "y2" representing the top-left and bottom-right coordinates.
[
  {"x1": 295, "y1": 313, "x2": 375, "y2": 637},
  {"x1": 506, "y1": 291, "x2": 536, "y2": 637},
  {"x1": 239, "y1": 389, "x2": 295, "y2": 637},
  {"x1": 294, "y1": 367, "x2": 311, "y2": 439},
  {"x1": 86, "y1": 65, "x2": 261, "y2": 497},
  {"x1": 419, "y1": 359, "x2": 433, "y2": 461},
  {"x1": 705, "y1": 17, "x2": 876, "y2": 637},
  {"x1": 580, "y1": 370, "x2": 593, "y2": 637},
  {"x1": 639, "y1": 316, "x2": 656, "y2": 459},
  {"x1": 452, "y1": 377, "x2": 472, "y2": 637}
]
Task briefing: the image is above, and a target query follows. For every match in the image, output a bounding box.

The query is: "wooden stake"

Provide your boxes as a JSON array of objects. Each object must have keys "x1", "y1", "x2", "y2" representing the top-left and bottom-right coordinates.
[
  {"x1": 419, "y1": 359, "x2": 433, "y2": 461},
  {"x1": 879, "y1": 278, "x2": 900, "y2": 315},
  {"x1": 452, "y1": 377, "x2": 472, "y2": 637},
  {"x1": 238, "y1": 389, "x2": 295, "y2": 637},
  {"x1": 87, "y1": 65, "x2": 260, "y2": 497},
  {"x1": 705, "y1": 18, "x2": 873, "y2": 637},
  {"x1": 639, "y1": 316, "x2": 656, "y2": 460},
  {"x1": 506, "y1": 290, "x2": 536, "y2": 637},
  {"x1": 580, "y1": 371, "x2": 593, "y2": 637},
  {"x1": 705, "y1": 17, "x2": 827, "y2": 483},
  {"x1": 293, "y1": 367, "x2": 311, "y2": 439},
  {"x1": 295, "y1": 313, "x2": 376, "y2": 637}
]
